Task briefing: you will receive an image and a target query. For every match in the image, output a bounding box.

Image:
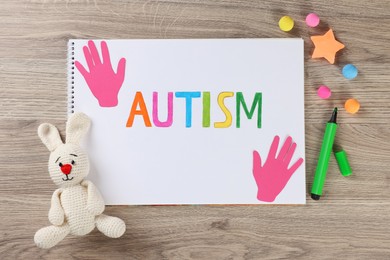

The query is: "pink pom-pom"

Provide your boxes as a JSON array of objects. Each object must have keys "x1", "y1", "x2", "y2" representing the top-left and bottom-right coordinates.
[
  {"x1": 317, "y1": 85, "x2": 331, "y2": 99},
  {"x1": 306, "y1": 13, "x2": 320, "y2": 27}
]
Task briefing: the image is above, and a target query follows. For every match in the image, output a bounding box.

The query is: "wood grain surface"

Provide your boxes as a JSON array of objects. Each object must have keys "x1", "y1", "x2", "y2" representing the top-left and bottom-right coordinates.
[{"x1": 1, "y1": 0, "x2": 389, "y2": 259}]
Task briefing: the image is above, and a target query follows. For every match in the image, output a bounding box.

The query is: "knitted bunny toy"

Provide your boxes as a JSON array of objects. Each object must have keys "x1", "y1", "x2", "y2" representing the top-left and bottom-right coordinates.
[{"x1": 34, "y1": 112, "x2": 126, "y2": 249}]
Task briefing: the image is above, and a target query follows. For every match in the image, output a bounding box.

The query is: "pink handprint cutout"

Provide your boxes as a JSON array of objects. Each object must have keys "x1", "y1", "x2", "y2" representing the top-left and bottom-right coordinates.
[
  {"x1": 252, "y1": 135, "x2": 304, "y2": 202},
  {"x1": 75, "y1": 40, "x2": 126, "y2": 107}
]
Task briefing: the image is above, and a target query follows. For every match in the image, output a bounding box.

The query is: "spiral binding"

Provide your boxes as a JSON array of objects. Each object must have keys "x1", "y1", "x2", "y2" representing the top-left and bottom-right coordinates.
[{"x1": 68, "y1": 40, "x2": 75, "y2": 114}]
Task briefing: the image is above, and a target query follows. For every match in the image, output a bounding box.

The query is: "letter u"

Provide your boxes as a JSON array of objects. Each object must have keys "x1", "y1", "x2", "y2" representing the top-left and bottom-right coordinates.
[{"x1": 152, "y1": 92, "x2": 173, "y2": 127}]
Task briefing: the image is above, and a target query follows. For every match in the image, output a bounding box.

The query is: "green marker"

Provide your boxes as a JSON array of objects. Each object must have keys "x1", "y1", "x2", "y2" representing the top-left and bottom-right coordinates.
[{"x1": 311, "y1": 108, "x2": 338, "y2": 200}]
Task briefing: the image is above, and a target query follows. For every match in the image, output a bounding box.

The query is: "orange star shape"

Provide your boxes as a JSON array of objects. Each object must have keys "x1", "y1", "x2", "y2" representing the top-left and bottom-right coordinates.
[{"x1": 311, "y1": 29, "x2": 345, "y2": 64}]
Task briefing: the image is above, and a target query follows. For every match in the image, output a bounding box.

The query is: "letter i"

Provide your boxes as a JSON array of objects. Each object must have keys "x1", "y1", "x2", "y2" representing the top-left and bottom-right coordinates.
[{"x1": 203, "y1": 92, "x2": 211, "y2": 127}]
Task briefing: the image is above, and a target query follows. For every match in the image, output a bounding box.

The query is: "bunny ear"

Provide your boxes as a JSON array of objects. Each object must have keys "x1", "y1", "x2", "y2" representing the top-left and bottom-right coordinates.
[
  {"x1": 38, "y1": 123, "x2": 63, "y2": 152},
  {"x1": 66, "y1": 112, "x2": 91, "y2": 144}
]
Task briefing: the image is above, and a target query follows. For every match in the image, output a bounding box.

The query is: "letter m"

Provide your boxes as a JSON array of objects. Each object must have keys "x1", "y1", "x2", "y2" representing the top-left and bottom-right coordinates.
[{"x1": 236, "y1": 92, "x2": 262, "y2": 128}]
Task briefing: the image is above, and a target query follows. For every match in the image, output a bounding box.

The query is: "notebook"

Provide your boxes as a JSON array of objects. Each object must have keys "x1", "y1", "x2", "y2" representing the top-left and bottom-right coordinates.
[{"x1": 68, "y1": 39, "x2": 305, "y2": 205}]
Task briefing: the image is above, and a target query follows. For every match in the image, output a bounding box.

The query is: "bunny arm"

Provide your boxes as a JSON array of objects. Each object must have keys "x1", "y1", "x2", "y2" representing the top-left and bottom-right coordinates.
[
  {"x1": 81, "y1": 180, "x2": 105, "y2": 215},
  {"x1": 48, "y1": 188, "x2": 65, "y2": 226}
]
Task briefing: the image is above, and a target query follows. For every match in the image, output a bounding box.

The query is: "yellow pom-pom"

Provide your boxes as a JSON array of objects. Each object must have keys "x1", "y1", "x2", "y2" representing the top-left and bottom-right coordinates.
[{"x1": 279, "y1": 16, "x2": 294, "y2": 32}]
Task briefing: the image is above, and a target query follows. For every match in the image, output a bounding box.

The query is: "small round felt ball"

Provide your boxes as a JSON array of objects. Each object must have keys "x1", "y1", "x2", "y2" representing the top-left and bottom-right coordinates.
[
  {"x1": 345, "y1": 98, "x2": 360, "y2": 114},
  {"x1": 342, "y1": 64, "x2": 358, "y2": 80},
  {"x1": 306, "y1": 13, "x2": 320, "y2": 27},
  {"x1": 317, "y1": 85, "x2": 331, "y2": 99},
  {"x1": 279, "y1": 16, "x2": 294, "y2": 32}
]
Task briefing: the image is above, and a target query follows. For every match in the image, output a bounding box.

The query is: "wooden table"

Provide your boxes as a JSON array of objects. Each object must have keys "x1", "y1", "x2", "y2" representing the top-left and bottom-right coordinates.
[{"x1": 1, "y1": 1, "x2": 389, "y2": 259}]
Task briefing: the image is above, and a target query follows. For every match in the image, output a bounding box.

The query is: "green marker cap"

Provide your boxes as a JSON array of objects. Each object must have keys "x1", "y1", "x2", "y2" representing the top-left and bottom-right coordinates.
[{"x1": 334, "y1": 150, "x2": 352, "y2": 176}]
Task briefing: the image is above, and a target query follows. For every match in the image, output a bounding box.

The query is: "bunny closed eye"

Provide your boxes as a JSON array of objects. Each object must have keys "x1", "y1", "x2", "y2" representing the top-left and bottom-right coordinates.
[
  {"x1": 56, "y1": 154, "x2": 78, "y2": 181},
  {"x1": 48, "y1": 145, "x2": 89, "y2": 187}
]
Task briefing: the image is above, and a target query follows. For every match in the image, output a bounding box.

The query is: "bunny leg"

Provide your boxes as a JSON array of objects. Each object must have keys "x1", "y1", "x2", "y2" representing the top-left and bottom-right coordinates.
[
  {"x1": 95, "y1": 214, "x2": 126, "y2": 238},
  {"x1": 34, "y1": 224, "x2": 70, "y2": 249}
]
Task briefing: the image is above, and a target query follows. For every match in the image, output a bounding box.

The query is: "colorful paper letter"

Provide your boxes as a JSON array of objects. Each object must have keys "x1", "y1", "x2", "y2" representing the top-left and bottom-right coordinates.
[
  {"x1": 175, "y1": 92, "x2": 201, "y2": 127},
  {"x1": 153, "y1": 92, "x2": 173, "y2": 127},
  {"x1": 236, "y1": 92, "x2": 262, "y2": 128},
  {"x1": 203, "y1": 92, "x2": 211, "y2": 128},
  {"x1": 126, "y1": 91, "x2": 152, "y2": 127},
  {"x1": 214, "y1": 92, "x2": 234, "y2": 128}
]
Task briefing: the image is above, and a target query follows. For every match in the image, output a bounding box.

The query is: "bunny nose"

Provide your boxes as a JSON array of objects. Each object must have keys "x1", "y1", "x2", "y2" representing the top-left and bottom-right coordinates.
[{"x1": 60, "y1": 164, "x2": 72, "y2": 175}]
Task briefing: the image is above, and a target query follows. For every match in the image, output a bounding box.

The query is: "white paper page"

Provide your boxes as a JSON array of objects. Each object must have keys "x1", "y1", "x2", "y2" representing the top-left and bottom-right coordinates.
[{"x1": 70, "y1": 39, "x2": 305, "y2": 205}]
